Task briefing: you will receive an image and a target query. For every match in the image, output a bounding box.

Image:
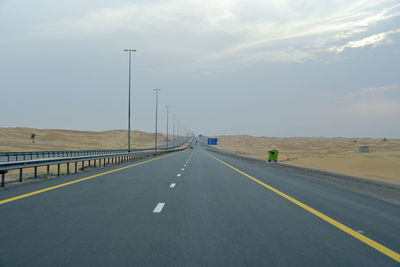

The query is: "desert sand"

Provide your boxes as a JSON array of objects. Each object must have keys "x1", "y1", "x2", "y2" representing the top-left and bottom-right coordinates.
[
  {"x1": 0, "y1": 127, "x2": 173, "y2": 182},
  {"x1": 211, "y1": 135, "x2": 400, "y2": 185},
  {"x1": 0, "y1": 127, "x2": 168, "y2": 152}
]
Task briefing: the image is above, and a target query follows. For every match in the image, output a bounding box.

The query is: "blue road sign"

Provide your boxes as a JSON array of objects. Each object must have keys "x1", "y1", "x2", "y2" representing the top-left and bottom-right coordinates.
[{"x1": 207, "y1": 138, "x2": 218, "y2": 145}]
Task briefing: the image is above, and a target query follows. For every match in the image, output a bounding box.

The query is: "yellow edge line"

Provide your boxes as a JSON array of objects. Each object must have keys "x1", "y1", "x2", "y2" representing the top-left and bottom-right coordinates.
[
  {"x1": 0, "y1": 152, "x2": 177, "y2": 205},
  {"x1": 205, "y1": 151, "x2": 400, "y2": 263}
]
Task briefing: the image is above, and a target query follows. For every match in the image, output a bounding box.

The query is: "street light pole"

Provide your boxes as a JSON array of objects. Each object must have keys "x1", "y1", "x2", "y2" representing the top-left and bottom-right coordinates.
[
  {"x1": 154, "y1": 89, "x2": 161, "y2": 151},
  {"x1": 177, "y1": 120, "x2": 180, "y2": 147},
  {"x1": 173, "y1": 114, "x2": 176, "y2": 147},
  {"x1": 165, "y1": 105, "x2": 170, "y2": 148},
  {"x1": 123, "y1": 49, "x2": 136, "y2": 152}
]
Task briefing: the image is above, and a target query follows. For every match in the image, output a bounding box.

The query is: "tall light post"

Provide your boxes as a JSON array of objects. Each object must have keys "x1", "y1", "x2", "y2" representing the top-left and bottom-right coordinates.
[
  {"x1": 153, "y1": 89, "x2": 161, "y2": 151},
  {"x1": 165, "y1": 105, "x2": 170, "y2": 148},
  {"x1": 177, "y1": 120, "x2": 180, "y2": 147},
  {"x1": 124, "y1": 49, "x2": 136, "y2": 152},
  {"x1": 173, "y1": 114, "x2": 176, "y2": 147}
]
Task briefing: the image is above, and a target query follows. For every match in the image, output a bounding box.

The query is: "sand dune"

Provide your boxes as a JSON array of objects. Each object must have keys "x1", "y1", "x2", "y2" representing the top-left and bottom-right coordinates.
[
  {"x1": 0, "y1": 127, "x2": 178, "y2": 183},
  {"x1": 0, "y1": 127, "x2": 169, "y2": 152},
  {"x1": 1, "y1": 129, "x2": 398, "y2": 186},
  {"x1": 212, "y1": 135, "x2": 400, "y2": 185}
]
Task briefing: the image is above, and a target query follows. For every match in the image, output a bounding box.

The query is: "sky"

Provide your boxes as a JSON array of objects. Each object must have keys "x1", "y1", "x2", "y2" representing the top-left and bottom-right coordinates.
[{"x1": 1, "y1": 0, "x2": 399, "y2": 138}]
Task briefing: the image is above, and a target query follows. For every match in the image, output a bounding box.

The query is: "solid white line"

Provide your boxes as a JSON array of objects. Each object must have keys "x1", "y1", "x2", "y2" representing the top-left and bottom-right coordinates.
[
  {"x1": 170, "y1": 183, "x2": 176, "y2": 188},
  {"x1": 177, "y1": 174, "x2": 182, "y2": 177},
  {"x1": 153, "y1": 203, "x2": 165, "y2": 213}
]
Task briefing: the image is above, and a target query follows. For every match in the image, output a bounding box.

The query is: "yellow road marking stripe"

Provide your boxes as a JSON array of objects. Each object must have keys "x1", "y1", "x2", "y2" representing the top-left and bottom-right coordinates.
[
  {"x1": 205, "y1": 152, "x2": 400, "y2": 263},
  {"x1": 0, "y1": 153, "x2": 177, "y2": 205}
]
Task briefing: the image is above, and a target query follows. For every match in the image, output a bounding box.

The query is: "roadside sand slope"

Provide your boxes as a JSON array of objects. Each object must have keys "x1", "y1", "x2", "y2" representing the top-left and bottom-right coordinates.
[
  {"x1": 0, "y1": 128, "x2": 176, "y2": 183},
  {"x1": 0, "y1": 127, "x2": 168, "y2": 151},
  {"x1": 212, "y1": 135, "x2": 400, "y2": 185}
]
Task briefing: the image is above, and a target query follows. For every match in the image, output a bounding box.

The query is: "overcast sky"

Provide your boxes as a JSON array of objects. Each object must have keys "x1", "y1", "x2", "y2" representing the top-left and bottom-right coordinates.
[{"x1": 1, "y1": 0, "x2": 399, "y2": 137}]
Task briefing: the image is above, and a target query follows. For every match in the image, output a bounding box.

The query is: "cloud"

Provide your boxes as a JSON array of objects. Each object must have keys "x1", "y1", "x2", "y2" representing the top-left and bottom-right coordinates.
[
  {"x1": 336, "y1": 84, "x2": 400, "y2": 119},
  {"x1": 316, "y1": 84, "x2": 400, "y2": 136},
  {"x1": 350, "y1": 84, "x2": 400, "y2": 96},
  {"x1": 31, "y1": 0, "x2": 400, "y2": 66},
  {"x1": 329, "y1": 29, "x2": 400, "y2": 53}
]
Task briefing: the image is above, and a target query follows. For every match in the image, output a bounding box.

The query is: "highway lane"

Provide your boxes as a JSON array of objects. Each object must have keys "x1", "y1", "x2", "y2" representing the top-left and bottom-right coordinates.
[{"x1": 0, "y1": 145, "x2": 399, "y2": 266}]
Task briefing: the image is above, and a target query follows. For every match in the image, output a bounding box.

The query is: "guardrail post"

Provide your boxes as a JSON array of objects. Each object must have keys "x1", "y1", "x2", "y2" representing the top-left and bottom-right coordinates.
[
  {"x1": 1, "y1": 171, "x2": 7, "y2": 187},
  {"x1": 75, "y1": 162, "x2": 78, "y2": 173},
  {"x1": 67, "y1": 163, "x2": 70, "y2": 175},
  {"x1": 47, "y1": 165, "x2": 50, "y2": 175},
  {"x1": 19, "y1": 168, "x2": 23, "y2": 182},
  {"x1": 57, "y1": 164, "x2": 60, "y2": 176},
  {"x1": 34, "y1": 166, "x2": 37, "y2": 178}
]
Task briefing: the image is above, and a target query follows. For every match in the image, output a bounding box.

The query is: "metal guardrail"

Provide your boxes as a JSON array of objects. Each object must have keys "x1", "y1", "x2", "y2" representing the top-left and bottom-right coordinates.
[
  {"x1": 0, "y1": 138, "x2": 193, "y2": 187},
  {"x1": 0, "y1": 149, "x2": 128, "y2": 162},
  {"x1": 0, "y1": 147, "x2": 179, "y2": 162}
]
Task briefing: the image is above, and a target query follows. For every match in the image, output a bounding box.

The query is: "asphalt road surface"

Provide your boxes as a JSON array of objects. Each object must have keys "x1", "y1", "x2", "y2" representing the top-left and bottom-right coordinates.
[{"x1": 0, "y1": 144, "x2": 399, "y2": 266}]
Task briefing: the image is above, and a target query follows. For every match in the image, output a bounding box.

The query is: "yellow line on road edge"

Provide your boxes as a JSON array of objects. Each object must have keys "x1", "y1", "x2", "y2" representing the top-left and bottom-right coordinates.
[
  {"x1": 205, "y1": 151, "x2": 400, "y2": 263},
  {"x1": 0, "y1": 153, "x2": 177, "y2": 205}
]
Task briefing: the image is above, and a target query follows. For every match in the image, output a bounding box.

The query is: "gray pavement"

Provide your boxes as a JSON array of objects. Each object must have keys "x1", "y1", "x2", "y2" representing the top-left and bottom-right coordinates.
[{"x1": 0, "y1": 144, "x2": 399, "y2": 266}]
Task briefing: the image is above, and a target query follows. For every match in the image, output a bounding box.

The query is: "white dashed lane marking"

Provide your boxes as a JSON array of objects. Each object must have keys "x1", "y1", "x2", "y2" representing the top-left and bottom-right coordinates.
[
  {"x1": 170, "y1": 183, "x2": 176, "y2": 188},
  {"x1": 153, "y1": 203, "x2": 165, "y2": 213},
  {"x1": 177, "y1": 174, "x2": 182, "y2": 177}
]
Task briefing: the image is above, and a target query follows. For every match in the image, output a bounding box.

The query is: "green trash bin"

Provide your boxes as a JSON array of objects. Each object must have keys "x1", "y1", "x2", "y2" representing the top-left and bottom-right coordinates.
[{"x1": 268, "y1": 149, "x2": 279, "y2": 162}]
